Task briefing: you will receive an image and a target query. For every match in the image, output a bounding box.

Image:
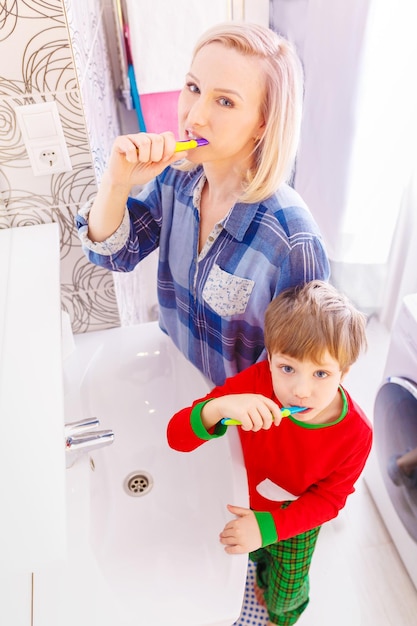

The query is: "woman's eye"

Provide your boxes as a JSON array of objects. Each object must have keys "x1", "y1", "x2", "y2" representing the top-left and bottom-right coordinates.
[
  {"x1": 218, "y1": 97, "x2": 234, "y2": 107},
  {"x1": 187, "y1": 82, "x2": 200, "y2": 94},
  {"x1": 315, "y1": 370, "x2": 328, "y2": 379}
]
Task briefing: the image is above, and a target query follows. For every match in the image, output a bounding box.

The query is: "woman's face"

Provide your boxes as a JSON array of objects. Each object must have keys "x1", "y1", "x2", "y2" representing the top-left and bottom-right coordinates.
[{"x1": 178, "y1": 42, "x2": 266, "y2": 169}]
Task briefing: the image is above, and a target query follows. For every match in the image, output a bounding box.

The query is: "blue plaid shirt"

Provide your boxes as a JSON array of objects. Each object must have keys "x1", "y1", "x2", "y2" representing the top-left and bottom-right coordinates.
[{"x1": 76, "y1": 165, "x2": 330, "y2": 385}]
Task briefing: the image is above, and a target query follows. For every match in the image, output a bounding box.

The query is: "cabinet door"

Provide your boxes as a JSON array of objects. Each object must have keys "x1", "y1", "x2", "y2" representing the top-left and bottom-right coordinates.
[{"x1": 0, "y1": 572, "x2": 32, "y2": 626}]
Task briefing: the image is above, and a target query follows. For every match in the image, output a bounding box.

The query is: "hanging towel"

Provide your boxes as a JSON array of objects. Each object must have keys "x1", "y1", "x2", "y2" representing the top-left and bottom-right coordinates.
[
  {"x1": 124, "y1": 0, "x2": 228, "y2": 95},
  {"x1": 139, "y1": 90, "x2": 180, "y2": 134}
]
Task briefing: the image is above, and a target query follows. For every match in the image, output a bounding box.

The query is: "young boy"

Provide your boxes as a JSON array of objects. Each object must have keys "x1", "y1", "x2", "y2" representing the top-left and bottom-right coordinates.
[{"x1": 167, "y1": 280, "x2": 372, "y2": 625}]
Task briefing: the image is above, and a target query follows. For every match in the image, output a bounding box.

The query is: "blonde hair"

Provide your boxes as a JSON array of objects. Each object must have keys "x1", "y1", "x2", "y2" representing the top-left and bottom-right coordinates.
[
  {"x1": 264, "y1": 281, "x2": 367, "y2": 372},
  {"x1": 176, "y1": 22, "x2": 304, "y2": 203}
]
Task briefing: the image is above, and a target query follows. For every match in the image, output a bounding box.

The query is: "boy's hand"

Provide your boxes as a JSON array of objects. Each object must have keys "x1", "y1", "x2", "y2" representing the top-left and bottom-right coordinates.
[
  {"x1": 219, "y1": 505, "x2": 262, "y2": 554},
  {"x1": 201, "y1": 394, "x2": 283, "y2": 432}
]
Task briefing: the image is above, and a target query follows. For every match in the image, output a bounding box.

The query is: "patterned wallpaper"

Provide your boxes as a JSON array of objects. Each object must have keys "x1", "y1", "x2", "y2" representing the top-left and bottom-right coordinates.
[{"x1": 0, "y1": 0, "x2": 121, "y2": 333}]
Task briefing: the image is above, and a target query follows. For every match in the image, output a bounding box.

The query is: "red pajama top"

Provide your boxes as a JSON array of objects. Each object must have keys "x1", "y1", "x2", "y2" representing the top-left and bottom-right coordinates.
[{"x1": 167, "y1": 360, "x2": 372, "y2": 543}]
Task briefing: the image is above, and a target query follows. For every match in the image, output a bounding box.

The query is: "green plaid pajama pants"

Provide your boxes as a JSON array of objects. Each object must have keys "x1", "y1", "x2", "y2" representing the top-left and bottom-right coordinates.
[{"x1": 250, "y1": 517, "x2": 321, "y2": 625}]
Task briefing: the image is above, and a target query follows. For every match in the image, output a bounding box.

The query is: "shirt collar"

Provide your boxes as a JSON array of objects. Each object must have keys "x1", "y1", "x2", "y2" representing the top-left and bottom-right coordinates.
[
  {"x1": 182, "y1": 166, "x2": 261, "y2": 241},
  {"x1": 286, "y1": 386, "x2": 349, "y2": 430}
]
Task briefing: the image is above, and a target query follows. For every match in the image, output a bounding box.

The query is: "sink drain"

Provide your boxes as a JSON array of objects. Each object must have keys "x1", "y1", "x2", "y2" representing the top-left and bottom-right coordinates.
[{"x1": 124, "y1": 471, "x2": 153, "y2": 497}]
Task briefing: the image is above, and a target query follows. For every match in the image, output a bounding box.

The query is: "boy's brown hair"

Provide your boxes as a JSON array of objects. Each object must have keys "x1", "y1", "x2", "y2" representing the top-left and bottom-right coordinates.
[{"x1": 264, "y1": 280, "x2": 367, "y2": 373}]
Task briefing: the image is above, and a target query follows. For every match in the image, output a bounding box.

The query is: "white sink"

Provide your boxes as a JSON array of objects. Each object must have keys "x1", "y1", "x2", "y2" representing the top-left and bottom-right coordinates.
[{"x1": 35, "y1": 322, "x2": 249, "y2": 626}]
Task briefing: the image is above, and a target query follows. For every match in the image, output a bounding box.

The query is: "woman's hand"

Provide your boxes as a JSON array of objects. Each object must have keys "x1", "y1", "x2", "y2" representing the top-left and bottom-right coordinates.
[
  {"x1": 87, "y1": 131, "x2": 188, "y2": 242},
  {"x1": 220, "y1": 505, "x2": 262, "y2": 554},
  {"x1": 201, "y1": 393, "x2": 283, "y2": 432},
  {"x1": 106, "y1": 131, "x2": 186, "y2": 188}
]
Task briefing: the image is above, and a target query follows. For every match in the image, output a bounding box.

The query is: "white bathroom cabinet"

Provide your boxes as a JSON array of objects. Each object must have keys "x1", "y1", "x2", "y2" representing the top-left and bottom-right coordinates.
[
  {"x1": 0, "y1": 224, "x2": 67, "y2": 624},
  {"x1": 0, "y1": 573, "x2": 32, "y2": 625}
]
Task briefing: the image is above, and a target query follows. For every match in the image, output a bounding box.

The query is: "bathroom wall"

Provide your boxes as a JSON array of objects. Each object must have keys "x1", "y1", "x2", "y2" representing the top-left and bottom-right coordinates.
[
  {"x1": 0, "y1": 0, "x2": 121, "y2": 333},
  {"x1": 271, "y1": 0, "x2": 417, "y2": 317}
]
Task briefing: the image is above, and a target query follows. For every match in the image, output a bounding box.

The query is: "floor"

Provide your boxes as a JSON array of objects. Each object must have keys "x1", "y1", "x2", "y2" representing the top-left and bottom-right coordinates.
[
  {"x1": 234, "y1": 317, "x2": 417, "y2": 625},
  {"x1": 234, "y1": 477, "x2": 417, "y2": 625}
]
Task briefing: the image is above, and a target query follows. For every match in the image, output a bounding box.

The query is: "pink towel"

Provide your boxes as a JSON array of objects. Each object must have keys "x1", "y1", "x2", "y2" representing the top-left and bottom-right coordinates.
[{"x1": 140, "y1": 91, "x2": 180, "y2": 135}]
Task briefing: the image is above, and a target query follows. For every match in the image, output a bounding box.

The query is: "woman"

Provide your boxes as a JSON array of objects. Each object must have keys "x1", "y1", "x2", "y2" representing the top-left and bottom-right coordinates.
[{"x1": 76, "y1": 22, "x2": 330, "y2": 385}]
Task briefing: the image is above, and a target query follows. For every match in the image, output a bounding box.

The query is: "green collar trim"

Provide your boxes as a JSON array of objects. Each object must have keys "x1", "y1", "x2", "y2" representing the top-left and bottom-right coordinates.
[{"x1": 286, "y1": 386, "x2": 348, "y2": 429}]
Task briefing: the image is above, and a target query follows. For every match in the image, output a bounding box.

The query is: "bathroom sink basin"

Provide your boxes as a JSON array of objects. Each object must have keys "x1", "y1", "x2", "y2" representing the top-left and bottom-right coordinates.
[{"x1": 34, "y1": 322, "x2": 249, "y2": 626}]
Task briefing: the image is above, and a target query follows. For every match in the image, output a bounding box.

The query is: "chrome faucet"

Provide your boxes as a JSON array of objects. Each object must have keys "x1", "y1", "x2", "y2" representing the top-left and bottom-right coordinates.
[{"x1": 65, "y1": 418, "x2": 114, "y2": 467}]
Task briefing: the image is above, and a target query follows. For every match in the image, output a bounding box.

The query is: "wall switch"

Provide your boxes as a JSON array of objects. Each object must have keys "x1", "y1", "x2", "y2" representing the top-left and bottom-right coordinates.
[{"x1": 15, "y1": 102, "x2": 73, "y2": 176}]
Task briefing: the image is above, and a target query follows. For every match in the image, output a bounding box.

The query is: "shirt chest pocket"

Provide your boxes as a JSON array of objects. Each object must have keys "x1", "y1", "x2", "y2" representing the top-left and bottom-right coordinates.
[{"x1": 202, "y1": 263, "x2": 255, "y2": 317}]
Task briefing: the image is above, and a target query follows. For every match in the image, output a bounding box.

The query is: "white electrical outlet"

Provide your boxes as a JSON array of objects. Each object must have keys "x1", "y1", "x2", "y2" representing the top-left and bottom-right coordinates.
[
  {"x1": 27, "y1": 143, "x2": 71, "y2": 175},
  {"x1": 39, "y1": 148, "x2": 59, "y2": 167},
  {"x1": 15, "y1": 102, "x2": 73, "y2": 177}
]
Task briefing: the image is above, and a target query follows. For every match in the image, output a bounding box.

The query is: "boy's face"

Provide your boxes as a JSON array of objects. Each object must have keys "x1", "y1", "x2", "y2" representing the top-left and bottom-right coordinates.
[{"x1": 268, "y1": 351, "x2": 347, "y2": 425}]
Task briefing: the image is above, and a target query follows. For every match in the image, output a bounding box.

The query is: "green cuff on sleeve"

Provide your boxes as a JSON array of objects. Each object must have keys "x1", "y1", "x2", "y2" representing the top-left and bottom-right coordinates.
[
  {"x1": 190, "y1": 400, "x2": 228, "y2": 440},
  {"x1": 253, "y1": 511, "x2": 278, "y2": 547}
]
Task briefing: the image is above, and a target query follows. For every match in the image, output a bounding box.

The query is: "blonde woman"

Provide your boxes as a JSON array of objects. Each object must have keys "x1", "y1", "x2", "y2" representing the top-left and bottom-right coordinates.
[{"x1": 77, "y1": 22, "x2": 330, "y2": 385}]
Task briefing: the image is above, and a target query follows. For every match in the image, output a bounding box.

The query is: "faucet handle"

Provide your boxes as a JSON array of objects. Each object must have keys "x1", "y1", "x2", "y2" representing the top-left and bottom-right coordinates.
[
  {"x1": 64, "y1": 417, "x2": 100, "y2": 436},
  {"x1": 66, "y1": 430, "x2": 114, "y2": 451}
]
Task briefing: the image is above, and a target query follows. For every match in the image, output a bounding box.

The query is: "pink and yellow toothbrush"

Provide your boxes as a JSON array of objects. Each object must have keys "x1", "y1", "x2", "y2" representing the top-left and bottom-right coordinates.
[{"x1": 220, "y1": 406, "x2": 307, "y2": 426}]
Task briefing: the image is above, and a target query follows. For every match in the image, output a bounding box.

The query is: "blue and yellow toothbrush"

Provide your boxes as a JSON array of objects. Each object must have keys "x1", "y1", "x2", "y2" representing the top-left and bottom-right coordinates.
[{"x1": 220, "y1": 406, "x2": 307, "y2": 426}]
